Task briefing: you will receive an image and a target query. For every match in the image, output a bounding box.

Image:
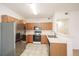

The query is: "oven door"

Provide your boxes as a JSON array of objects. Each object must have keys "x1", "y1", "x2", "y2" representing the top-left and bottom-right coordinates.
[{"x1": 33, "y1": 35, "x2": 41, "y2": 42}]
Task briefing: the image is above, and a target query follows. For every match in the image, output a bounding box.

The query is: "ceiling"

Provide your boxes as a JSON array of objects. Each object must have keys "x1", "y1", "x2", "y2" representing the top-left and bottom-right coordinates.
[{"x1": 2, "y1": 3, "x2": 79, "y2": 19}]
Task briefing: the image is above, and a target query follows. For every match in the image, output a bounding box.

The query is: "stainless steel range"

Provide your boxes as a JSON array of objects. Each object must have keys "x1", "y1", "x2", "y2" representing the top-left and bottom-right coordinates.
[{"x1": 33, "y1": 26, "x2": 41, "y2": 42}]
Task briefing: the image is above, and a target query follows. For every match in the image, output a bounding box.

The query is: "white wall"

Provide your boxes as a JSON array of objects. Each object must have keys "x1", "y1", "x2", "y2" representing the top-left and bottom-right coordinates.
[
  {"x1": 53, "y1": 12, "x2": 69, "y2": 33},
  {"x1": 54, "y1": 12, "x2": 69, "y2": 20},
  {"x1": 26, "y1": 18, "x2": 53, "y2": 23},
  {"x1": 54, "y1": 11, "x2": 79, "y2": 49},
  {"x1": 0, "y1": 4, "x2": 23, "y2": 22},
  {"x1": 69, "y1": 11, "x2": 79, "y2": 49}
]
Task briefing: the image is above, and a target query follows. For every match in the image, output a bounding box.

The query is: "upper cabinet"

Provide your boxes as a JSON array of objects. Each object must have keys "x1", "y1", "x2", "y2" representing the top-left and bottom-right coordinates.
[
  {"x1": 1, "y1": 15, "x2": 17, "y2": 23},
  {"x1": 26, "y1": 23, "x2": 35, "y2": 30},
  {"x1": 1, "y1": 15, "x2": 26, "y2": 32},
  {"x1": 40, "y1": 23, "x2": 52, "y2": 30},
  {"x1": 26, "y1": 22, "x2": 52, "y2": 30},
  {"x1": 16, "y1": 20, "x2": 25, "y2": 24},
  {"x1": 16, "y1": 20, "x2": 26, "y2": 32}
]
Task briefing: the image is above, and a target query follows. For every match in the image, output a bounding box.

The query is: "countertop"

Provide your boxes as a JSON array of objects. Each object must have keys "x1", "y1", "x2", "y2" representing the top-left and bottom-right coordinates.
[{"x1": 47, "y1": 35, "x2": 68, "y2": 43}]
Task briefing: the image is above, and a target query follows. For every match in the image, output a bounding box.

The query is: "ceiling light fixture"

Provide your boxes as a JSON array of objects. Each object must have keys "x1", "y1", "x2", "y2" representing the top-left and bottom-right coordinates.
[{"x1": 29, "y1": 3, "x2": 38, "y2": 15}]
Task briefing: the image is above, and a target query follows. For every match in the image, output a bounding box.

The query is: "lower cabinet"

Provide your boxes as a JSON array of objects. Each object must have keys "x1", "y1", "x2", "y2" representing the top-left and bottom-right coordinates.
[
  {"x1": 41, "y1": 35, "x2": 48, "y2": 44},
  {"x1": 50, "y1": 43, "x2": 67, "y2": 56},
  {"x1": 26, "y1": 35, "x2": 48, "y2": 44},
  {"x1": 27, "y1": 35, "x2": 33, "y2": 43}
]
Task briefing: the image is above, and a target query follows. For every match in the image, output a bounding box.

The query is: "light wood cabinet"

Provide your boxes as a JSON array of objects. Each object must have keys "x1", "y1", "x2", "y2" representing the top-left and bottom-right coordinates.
[
  {"x1": 50, "y1": 43, "x2": 67, "y2": 56},
  {"x1": 16, "y1": 20, "x2": 26, "y2": 32},
  {"x1": 41, "y1": 23, "x2": 52, "y2": 30},
  {"x1": 26, "y1": 23, "x2": 35, "y2": 30},
  {"x1": 1, "y1": 15, "x2": 16, "y2": 23},
  {"x1": 16, "y1": 20, "x2": 24, "y2": 24},
  {"x1": 26, "y1": 22, "x2": 52, "y2": 30},
  {"x1": 26, "y1": 35, "x2": 48, "y2": 44},
  {"x1": 16, "y1": 24, "x2": 26, "y2": 32},
  {"x1": 27, "y1": 35, "x2": 33, "y2": 43},
  {"x1": 41, "y1": 35, "x2": 48, "y2": 44},
  {"x1": 1, "y1": 15, "x2": 8, "y2": 22}
]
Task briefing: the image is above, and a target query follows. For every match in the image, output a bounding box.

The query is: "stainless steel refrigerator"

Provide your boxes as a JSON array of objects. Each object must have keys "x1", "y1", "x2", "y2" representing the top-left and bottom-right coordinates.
[{"x1": 0, "y1": 23, "x2": 16, "y2": 56}]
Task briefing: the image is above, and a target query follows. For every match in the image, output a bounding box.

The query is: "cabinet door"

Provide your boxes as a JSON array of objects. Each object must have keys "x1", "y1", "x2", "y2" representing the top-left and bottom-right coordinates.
[
  {"x1": 47, "y1": 23, "x2": 52, "y2": 30},
  {"x1": 1, "y1": 15, "x2": 8, "y2": 22},
  {"x1": 41, "y1": 35, "x2": 48, "y2": 44},
  {"x1": 50, "y1": 43, "x2": 67, "y2": 56},
  {"x1": 7, "y1": 16, "x2": 16, "y2": 22},
  {"x1": 1, "y1": 15, "x2": 16, "y2": 23},
  {"x1": 27, "y1": 35, "x2": 33, "y2": 43},
  {"x1": 40, "y1": 23, "x2": 52, "y2": 30},
  {"x1": 27, "y1": 23, "x2": 35, "y2": 30}
]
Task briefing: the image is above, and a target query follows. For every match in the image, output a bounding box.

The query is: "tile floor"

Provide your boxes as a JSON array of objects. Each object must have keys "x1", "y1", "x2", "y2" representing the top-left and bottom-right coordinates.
[
  {"x1": 16, "y1": 41, "x2": 26, "y2": 56},
  {"x1": 20, "y1": 43, "x2": 49, "y2": 56}
]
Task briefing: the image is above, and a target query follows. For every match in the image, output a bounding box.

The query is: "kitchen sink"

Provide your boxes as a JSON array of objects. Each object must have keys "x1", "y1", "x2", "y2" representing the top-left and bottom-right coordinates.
[{"x1": 48, "y1": 35, "x2": 57, "y2": 38}]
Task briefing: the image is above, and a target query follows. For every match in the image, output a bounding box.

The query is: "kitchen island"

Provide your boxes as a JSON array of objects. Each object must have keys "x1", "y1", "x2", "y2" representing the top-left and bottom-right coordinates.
[{"x1": 47, "y1": 33, "x2": 73, "y2": 56}]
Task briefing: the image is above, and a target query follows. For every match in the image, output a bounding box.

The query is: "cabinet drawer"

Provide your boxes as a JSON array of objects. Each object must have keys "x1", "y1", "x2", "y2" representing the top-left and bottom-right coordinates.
[{"x1": 27, "y1": 35, "x2": 33, "y2": 43}]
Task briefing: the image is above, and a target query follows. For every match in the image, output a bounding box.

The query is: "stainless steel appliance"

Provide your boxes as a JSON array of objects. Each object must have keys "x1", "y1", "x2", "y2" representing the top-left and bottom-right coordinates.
[
  {"x1": 33, "y1": 35, "x2": 41, "y2": 42},
  {"x1": 33, "y1": 26, "x2": 41, "y2": 42},
  {"x1": 0, "y1": 23, "x2": 15, "y2": 56}
]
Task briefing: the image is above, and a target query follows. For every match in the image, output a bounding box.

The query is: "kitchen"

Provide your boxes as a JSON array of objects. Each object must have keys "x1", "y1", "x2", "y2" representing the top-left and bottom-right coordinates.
[{"x1": 0, "y1": 3, "x2": 79, "y2": 56}]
